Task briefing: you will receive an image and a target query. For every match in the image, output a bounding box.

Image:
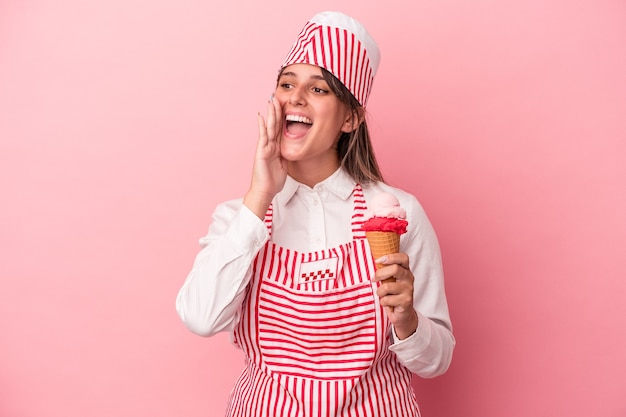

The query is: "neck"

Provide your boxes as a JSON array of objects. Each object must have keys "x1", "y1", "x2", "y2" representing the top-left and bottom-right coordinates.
[{"x1": 287, "y1": 159, "x2": 341, "y2": 188}]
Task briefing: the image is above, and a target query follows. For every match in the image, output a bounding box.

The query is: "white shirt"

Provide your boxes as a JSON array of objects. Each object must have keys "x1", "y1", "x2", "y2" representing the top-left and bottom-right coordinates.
[{"x1": 176, "y1": 168, "x2": 455, "y2": 378}]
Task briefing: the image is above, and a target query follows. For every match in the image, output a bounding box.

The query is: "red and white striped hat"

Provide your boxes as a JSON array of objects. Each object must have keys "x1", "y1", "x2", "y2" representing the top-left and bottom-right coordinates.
[{"x1": 281, "y1": 11, "x2": 381, "y2": 107}]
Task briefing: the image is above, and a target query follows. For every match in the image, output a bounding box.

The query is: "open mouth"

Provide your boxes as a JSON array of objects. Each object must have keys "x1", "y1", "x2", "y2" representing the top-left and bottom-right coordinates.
[{"x1": 285, "y1": 114, "x2": 313, "y2": 136}]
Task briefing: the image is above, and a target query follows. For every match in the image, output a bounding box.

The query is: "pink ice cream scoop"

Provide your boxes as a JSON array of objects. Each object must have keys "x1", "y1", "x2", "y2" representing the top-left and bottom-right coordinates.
[
  {"x1": 362, "y1": 192, "x2": 408, "y2": 234},
  {"x1": 365, "y1": 192, "x2": 407, "y2": 220}
]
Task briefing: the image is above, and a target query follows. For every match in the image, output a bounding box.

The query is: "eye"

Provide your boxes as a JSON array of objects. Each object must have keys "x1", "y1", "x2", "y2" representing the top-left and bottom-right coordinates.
[
  {"x1": 312, "y1": 87, "x2": 329, "y2": 94},
  {"x1": 280, "y1": 83, "x2": 293, "y2": 90}
]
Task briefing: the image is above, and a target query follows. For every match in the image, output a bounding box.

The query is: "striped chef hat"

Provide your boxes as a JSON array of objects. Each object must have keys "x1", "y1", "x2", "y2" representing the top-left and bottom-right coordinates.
[{"x1": 281, "y1": 11, "x2": 381, "y2": 107}]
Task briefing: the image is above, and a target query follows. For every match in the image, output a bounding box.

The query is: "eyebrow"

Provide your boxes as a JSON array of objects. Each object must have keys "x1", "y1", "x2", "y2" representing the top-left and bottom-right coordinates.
[{"x1": 280, "y1": 71, "x2": 325, "y2": 81}]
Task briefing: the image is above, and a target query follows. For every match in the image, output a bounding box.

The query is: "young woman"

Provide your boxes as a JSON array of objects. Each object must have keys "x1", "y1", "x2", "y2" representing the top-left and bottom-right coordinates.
[{"x1": 177, "y1": 11, "x2": 455, "y2": 417}]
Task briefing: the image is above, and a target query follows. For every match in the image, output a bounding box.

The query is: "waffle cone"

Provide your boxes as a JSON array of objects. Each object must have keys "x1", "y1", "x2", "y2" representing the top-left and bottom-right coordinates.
[{"x1": 365, "y1": 231, "x2": 400, "y2": 284}]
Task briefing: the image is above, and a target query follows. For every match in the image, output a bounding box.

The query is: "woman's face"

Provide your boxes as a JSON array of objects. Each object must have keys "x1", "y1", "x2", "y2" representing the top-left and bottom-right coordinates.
[{"x1": 275, "y1": 64, "x2": 355, "y2": 171}]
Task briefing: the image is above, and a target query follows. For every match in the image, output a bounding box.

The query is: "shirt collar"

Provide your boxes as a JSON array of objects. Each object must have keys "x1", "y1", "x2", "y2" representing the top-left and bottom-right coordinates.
[{"x1": 276, "y1": 168, "x2": 357, "y2": 206}]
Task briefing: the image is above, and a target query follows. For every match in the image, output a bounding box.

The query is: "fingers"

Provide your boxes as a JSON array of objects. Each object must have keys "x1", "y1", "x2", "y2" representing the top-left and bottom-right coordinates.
[
  {"x1": 273, "y1": 95, "x2": 283, "y2": 135},
  {"x1": 258, "y1": 96, "x2": 283, "y2": 153},
  {"x1": 371, "y1": 253, "x2": 410, "y2": 283},
  {"x1": 372, "y1": 253, "x2": 414, "y2": 313},
  {"x1": 266, "y1": 97, "x2": 276, "y2": 140},
  {"x1": 265, "y1": 95, "x2": 282, "y2": 142},
  {"x1": 376, "y1": 276, "x2": 413, "y2": 315},
  {"x1": 257, "y1": 112, "x2": 268, "y2": 148},
  {"x1": 374, "y1": 252, "x2": 410, "y2": 271}
]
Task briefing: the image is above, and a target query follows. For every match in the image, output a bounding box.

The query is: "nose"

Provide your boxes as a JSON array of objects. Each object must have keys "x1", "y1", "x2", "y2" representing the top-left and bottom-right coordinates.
[{"x1": 288, "y1": 86, "x2": 305, "y2": 106}]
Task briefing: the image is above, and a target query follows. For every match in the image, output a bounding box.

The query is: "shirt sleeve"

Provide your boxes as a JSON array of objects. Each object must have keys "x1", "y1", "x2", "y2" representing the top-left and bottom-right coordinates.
[
  {"x1": 175, "y1": 199, "x2": 269, "y2": 337},
  {"x1": 388, "y1": 193, "x2": 456, "y2": 378}
]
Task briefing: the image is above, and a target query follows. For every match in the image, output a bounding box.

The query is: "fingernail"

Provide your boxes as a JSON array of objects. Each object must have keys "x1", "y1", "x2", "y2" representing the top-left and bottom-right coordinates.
[{"x1": 375, "y1": 256, "x2": 387, "y2": 264}]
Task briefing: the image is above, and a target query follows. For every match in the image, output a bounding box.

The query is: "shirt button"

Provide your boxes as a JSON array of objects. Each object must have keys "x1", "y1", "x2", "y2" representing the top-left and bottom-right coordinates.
[{"x1": 312, "y1": 199, "x2": 319, "y2": 206}]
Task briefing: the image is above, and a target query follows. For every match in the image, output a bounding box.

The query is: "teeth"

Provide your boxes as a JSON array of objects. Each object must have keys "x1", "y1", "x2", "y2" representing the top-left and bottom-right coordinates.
[{"x1": 285, "y1": 114, "x2": 312, "y2": 124}]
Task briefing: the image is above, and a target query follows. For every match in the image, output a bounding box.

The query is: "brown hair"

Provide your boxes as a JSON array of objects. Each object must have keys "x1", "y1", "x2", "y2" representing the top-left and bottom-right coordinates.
[{"x1": 320, "y1": 68, "x2": 384, "y2": 184}]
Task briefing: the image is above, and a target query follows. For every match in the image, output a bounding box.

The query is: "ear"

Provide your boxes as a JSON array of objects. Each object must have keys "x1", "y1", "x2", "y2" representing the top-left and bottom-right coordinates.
[{"x1": 341, "y1": 107, "x2": 365, "y2": 133}]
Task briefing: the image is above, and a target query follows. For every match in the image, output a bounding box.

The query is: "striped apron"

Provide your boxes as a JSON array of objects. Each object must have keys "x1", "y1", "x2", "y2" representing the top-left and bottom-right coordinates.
[{"x1": 227, "y1": 186, "x2": 420, "y2": 417}]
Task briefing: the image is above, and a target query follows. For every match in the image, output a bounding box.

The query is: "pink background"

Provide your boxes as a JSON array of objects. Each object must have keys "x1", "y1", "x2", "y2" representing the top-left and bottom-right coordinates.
[{"x1": 2, "y1": 0, "x2": 625, "y2": 416}]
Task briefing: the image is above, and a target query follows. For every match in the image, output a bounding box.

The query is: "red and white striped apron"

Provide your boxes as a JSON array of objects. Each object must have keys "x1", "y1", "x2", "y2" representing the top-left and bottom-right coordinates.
[{"x1": 227, "y1": 186, "x2": 420, "y2": 417}]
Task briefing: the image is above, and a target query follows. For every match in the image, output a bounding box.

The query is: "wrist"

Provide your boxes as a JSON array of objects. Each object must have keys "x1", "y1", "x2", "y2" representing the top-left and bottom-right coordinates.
[
  {"x1": 243, "y1": 189, "x2": 274, "y2": 220},
  {"x1": 394, "y1": 310, "x2": 419, "y2": 340}
]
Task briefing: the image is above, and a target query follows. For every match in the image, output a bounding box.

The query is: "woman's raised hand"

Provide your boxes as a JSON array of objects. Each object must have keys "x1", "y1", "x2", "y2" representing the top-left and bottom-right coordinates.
[{"x1": 243, "y1": 96, "x2": 288, "y2": 219}]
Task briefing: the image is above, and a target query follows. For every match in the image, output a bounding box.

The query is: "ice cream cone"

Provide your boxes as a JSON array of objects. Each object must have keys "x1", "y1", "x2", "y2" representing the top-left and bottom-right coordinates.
[{"x1": 365, "y1": 231, "x2": 400, "y2": 283}]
